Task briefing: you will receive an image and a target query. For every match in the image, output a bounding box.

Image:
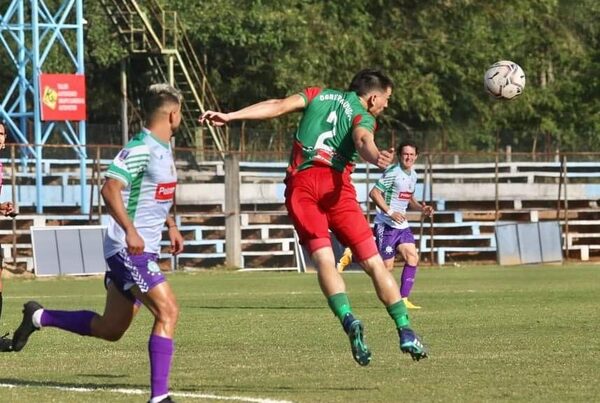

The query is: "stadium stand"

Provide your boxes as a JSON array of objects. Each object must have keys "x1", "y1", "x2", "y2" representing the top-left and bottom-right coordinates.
[{"x1": 1, "y1": 157, "x2": 599, "y2": 271}]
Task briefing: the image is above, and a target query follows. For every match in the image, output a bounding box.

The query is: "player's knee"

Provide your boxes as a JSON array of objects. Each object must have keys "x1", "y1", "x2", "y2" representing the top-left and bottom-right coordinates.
[
  {"x1": 403, "y1": 249, "x2": 419, "y2": 266},
  {"x1": 156, "y1": 300, "x2": 179, "y2": 325},
  {"x1": 99, "y1": 325, "x2": 128, "y2": 342},
  {"x1": 359, "y1": 254, "x2": 386, "y2": 276},
  {"x1": 384, "y1": 259, "x2": 395, "y2": 271}
]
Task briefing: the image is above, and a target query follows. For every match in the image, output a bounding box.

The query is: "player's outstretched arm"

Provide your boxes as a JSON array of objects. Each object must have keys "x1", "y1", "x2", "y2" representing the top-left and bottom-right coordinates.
[
  {"x1": 199, "y1": 94, "x2": 305, "y2": 126},
  {"x1": 353, "y1": 127, "x2": 394, "y2": 169}
]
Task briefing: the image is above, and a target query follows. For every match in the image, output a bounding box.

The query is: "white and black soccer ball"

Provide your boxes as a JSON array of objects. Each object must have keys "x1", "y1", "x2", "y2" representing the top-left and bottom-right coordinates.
[{"x1": 484, "y1": 60, "x2": 526, "y2": 100}]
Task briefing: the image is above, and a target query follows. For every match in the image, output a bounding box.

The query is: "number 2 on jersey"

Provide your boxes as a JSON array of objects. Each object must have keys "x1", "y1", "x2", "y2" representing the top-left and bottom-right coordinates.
[{"x1": 314, "y1": 111, "x2": 338, "y2": 151}]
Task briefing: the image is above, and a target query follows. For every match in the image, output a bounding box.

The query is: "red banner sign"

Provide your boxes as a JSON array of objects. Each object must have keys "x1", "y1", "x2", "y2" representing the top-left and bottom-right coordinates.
[{"x1": 39, "y1": 73, "x2": 87, "y2": 121}]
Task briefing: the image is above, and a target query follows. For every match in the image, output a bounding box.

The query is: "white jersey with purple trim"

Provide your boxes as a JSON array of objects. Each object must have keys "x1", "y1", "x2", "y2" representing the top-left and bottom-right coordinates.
[
  {"x1": 373, "y1": 163, "x2": 417, "y2": 229},
  {"x1": 103, "y1": 128, "x2": 176, "y2": 257}
]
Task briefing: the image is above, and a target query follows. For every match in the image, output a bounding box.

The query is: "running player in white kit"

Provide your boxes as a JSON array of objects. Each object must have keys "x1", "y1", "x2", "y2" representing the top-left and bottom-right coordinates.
[
  {"x1": 12, "y1": 84, "x2": 185, "y2": 403},
  {"x1": 370, "y1": 141, "x2": 434, "y2": 309}
]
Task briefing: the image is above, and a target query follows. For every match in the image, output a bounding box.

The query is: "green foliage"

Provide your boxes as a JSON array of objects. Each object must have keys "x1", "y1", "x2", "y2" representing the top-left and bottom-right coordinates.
[
  {"x1": 156, "y1": 0, "x2": 598, "y2": 152},
  {"x1": 2, "y1": 0, "x2": 597, "y2": 151}
]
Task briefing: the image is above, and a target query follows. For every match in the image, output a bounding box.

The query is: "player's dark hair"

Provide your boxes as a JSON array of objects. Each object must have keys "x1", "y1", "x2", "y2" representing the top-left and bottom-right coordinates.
[
  {"x1": 143, "y1": 83, "x2": 182, "y2": 120},
  {"x1": 396, "y1": 140, "x2": 419, "y2": 158},
  {"x1": 348, "y1": 69, "x2": 393, "y2": 96}
]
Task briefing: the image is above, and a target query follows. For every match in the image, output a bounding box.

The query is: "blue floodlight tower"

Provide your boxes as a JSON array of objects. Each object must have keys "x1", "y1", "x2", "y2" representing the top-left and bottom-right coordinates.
[{"x1": 0, "y1": 0, "x2": 87, "y2": 214}]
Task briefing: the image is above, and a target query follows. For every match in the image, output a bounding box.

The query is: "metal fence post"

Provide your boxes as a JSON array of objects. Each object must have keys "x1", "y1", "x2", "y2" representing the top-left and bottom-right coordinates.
[{"x1": 225, "y1": 153, "x2": 242, "y2": 268}]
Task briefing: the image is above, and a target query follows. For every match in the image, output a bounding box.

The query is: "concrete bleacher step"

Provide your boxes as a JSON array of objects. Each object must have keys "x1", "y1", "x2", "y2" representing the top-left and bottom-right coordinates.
[
  {"x1": 366, "y1": 210, "x2": 463, "y2": 223},
  {"x1": 573, "y1": 210, "x2": 600, "y2": 220},
  {"x1": 412, "y1": 222, "x2": 479, "y2": 236},
  {"x1": 420, "y1": 235, "x2": 494, "y2": 248},
  {"x1": 5, "y1": 199, "x2": 600, "y2": 271},
  {"x1": 446, "y1": 199, "x2": 598, "y2": 211},
  {"x1": 241, "y1": 203, "x2": 287, "y2": 212},
  {"x1": 0, "y1": 232, "x2": 32, "y2": 244},
  {"x1": 6, "y1": 158, "x2": 600, "y2": 268},
  {"x1": 243, "y1": 212, "x2": 292, "y2": 225},
  {"x1": 571, "y1": 238, "x2": 600, "y2": 246},
  {"x1": 520, "y1": 200, "x2": 597, "y2": 209},
  {"x1": 176, "y1": 204, "x2": 223, "y2": 214},
  {"x1": 167, "y1": 228, "x2": 201, "y2": 241},
  {"x1": 242, "y1": 238, "x2": 295, "y2": 252},
  {"x1": 443, "y1": 249, "x2": 497, "y2": 264},
  {"x1": 186, "y1": 226, "x2": 226, "y2": 240},
  {"x1": 0, "y1": 218, "x2": 35, "y2": 230},
  {"x1": 1, "y1": 244, "x2": 33, "y2": 257},
  {"x1": 20, "y1": 206, "x2": 90, "y2": 215},
  {"x1": 160, "y1": 252, "x2": 297, "y2": 271},
  {"x1": 566, "y1": 232, "x2": 600, "y2": 246},
  {"x1": 178, "y1": 211, "x2": 224, "y2": 224},
  {"x1": 241, "y1": 225, "x2": 295, "y2": 240},
  {"x1": 563, "y1": 220, "x2": 600, "y2": 234},
  {"x1": 45, "y1": 218, "x2": 97, "y2": 226},
  {"x1": 162, "y1": 243, "x2": 222, "y2": 254},
  {"x1": 459, "y1": 209, "x2": 589, "y2": 222},
  {"x1": 179, "y1": 214, "x2": 225, "y2": 226},
  {"x1": 463, "y1": 210, "x2": 536, "y2": 221},
  {"x1": 171, "y1": 256, "x2": 225, "y2": 269},
  {"x1": 446, "y1": 200, "x2": 515, "y2": 210}
]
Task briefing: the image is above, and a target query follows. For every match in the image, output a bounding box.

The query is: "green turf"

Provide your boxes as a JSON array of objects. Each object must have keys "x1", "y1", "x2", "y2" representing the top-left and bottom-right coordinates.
[{"x1": 0, "y1": 264, "x2": 598, "y2": 402}]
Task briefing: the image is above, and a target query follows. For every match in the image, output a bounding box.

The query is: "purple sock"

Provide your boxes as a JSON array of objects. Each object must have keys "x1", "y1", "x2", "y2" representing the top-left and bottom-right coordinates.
[
  {"x1": 149, "y1": 334, "x2": 174, "y2": 399},
  {"x1": 40, "y1": 310, "x2": 96, "y2": 336},
  {"x1": 400, "y1": 264, "x2": 417, "y2": 298}
]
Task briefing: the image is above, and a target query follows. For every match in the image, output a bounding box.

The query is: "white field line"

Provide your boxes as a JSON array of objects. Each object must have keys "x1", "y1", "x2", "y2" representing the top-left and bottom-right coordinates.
[
  {"x1": 5, "y1": 290, "x2": 325, "y2": 300},
  {"x1": 0, "y1": 382, "x2": 293, "y2": 403}
]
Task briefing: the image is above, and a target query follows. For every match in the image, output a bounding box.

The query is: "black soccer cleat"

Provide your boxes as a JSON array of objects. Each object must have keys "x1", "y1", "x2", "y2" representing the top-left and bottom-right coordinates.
[
  {"x1": 0, "y1": 332, "x2": 12, "y2": 352},
  {"x1": 12, "y1": 301, "x2": 43, "y2": 352}
]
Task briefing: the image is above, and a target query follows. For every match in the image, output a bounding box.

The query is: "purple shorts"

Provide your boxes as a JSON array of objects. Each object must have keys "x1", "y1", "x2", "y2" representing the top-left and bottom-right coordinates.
[
  {"x1": 104, "y1": 250, "x2": 165, "y2": 302},
  {"x1": 374, "y1": 223, "x2": 415, "y2": 260}
]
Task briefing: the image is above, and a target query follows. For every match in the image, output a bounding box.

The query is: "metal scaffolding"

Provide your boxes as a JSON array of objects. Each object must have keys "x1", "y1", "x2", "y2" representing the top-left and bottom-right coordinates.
[
  {"x1": 100, "y1": 0, "x2": 227, "y2": 156},
  {"x1": 0, "y1": 0, "x2": 87, "y2": 213}
]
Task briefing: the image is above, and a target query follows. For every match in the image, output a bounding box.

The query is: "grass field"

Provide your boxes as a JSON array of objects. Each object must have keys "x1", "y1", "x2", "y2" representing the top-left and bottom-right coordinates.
[{"x1": 0, "y1": 264, "x2": 598, "y2": 402}]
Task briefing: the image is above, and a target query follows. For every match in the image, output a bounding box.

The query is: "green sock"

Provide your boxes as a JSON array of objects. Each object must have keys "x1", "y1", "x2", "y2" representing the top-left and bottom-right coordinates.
[
  {"x1": 327, "y1": 293, "x2": 352, "y2": 322},
  {"x1": 387, "y1": 300, "x2": 410, "y2": 329}
]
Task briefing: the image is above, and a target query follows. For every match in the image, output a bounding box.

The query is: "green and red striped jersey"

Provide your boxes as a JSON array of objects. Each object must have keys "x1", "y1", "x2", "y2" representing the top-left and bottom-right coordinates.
[{"x1": 286, "y1": 87, "x2": 376, "y2": 177}]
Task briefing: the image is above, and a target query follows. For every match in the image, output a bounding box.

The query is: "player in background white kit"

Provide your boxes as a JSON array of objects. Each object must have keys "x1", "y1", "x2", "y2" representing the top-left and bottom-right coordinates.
[
  {"x1": 12, "y1": 84, "x2": 184, "y2": 403},
  {"x1": 338, "y1": 141, "x2": 433, "y2": 309}
]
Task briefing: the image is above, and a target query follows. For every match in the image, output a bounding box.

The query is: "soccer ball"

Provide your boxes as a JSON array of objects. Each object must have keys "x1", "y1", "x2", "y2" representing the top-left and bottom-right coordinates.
[{"x1": 483, "y1": 60, "x2": 526, "y2": 100}]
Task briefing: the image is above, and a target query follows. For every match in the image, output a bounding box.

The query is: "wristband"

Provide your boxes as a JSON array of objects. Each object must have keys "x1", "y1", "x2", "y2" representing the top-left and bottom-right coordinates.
[{"x1": 386, "y1": 209, "x2": 394, "y2": 216}]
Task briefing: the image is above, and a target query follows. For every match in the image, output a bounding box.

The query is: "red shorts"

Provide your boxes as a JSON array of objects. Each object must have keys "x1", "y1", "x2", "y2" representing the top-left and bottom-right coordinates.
[{"x1": 285, "y1": 167, "x2": 378, "y2": 261}]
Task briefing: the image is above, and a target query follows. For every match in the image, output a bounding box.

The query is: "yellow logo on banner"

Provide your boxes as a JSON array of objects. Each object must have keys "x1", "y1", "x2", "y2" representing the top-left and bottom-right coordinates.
[{"x1": 42, "y1": 86, "x2": 58, "y2": 110}]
